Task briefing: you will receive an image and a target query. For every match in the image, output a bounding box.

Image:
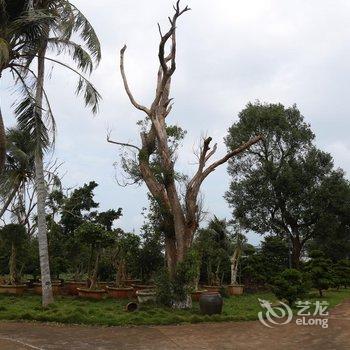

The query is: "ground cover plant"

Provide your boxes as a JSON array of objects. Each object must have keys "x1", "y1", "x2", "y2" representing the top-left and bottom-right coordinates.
[{"x1": 0, "y1": 289, "x2": 349, "y2": 327}]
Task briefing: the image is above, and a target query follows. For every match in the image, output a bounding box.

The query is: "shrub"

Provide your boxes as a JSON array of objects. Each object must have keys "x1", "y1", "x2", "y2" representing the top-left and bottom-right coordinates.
[
  {"x1": 272, "y1": 268, "x2": 309, "y2": 305},
  {"x1": 333, "y1": 259, "x2": 350, "y2": 289},
  {"x1": 155, "y1": 249, "x2": 200, "y2": 307},
  {"x1": 306, "y1": 250, "x2": 333, "y2": 297}
]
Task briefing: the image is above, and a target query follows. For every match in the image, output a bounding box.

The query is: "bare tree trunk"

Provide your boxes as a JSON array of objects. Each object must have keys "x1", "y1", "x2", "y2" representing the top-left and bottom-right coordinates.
[
  {"x1": 110, "y1": 2, "x2": 262, "y2": 284},
  {"x1": 35, "y1": 43, "x2": 54, "y2": 307},
  {"x1": 90, "y1": 251, "x2": 100, "y2": 290},
  {"x1": 291, "y1": 235, "x2": 302, "y2": 269},
  {"x1": 230, "y1": 248, "x2": 240, "y2": 285},
  {"x1": 0, "y1": 106, "x2": 6, "y2": 175},
  {"x1": 0, "y1": 181, "x2": 21, "y2": 219}
]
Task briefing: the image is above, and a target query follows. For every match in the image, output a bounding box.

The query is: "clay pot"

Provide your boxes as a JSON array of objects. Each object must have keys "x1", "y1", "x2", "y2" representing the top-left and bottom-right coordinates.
[
  {"x1": 77, "y1": 288, "x2": 106, "y2": 300},
  {"x1": 202, "y1": 285, "x2": 221, "y2": 293},
  {"x1": 227, "y1": 284, "x2": 244, "y2": 296},
  {"x1": 0, "y1": 284, "x2": 26, "y2": 295},
  {"x1": 106, "y1": 286, "x2": 133, "y2": 299},
  {"x1": 33, "y1": 282, "x2": 61, "y2": 295},
  {"x1": 125, "y1": 302, "x2": 139, "y2": 312},
  {"x1": 191, "y1": 289, "x2": 208, "y2": 302},
  {"x1": 65, "y1": 281, "x2": 87, "y2": 296},
  {"x1": 199, "y1": 292, "x2": 223, "y2": 315},
  {"x1": 136, "y1": 289, "x2": 157, "y2": 304},
  {"x1": 132, "y1": 284, "x2": 155, "y2": 297}
]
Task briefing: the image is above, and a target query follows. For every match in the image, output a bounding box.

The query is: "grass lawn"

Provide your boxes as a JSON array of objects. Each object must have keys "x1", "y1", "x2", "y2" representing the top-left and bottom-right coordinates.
[{"x1": 0, "y1": 289, "x2": 349, "y2": 327}]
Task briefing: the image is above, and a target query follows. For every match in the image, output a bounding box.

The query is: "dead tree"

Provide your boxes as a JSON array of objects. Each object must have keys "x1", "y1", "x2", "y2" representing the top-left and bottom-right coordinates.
[{"x1": 108, "y1": 1, "x2": 262, "y2": 276}]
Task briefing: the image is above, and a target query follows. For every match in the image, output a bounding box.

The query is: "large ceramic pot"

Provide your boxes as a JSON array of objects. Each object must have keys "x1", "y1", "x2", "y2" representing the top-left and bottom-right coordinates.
[
  {"x1": 106, "y1": 286, "x2": 133, "y2": 299},
  {"x1": 227, "y1": 284, "x2": 244, "y2": 296},
  {"x1": 199, "y1": 292, "x2": 223, "y2": 315},
  {"x1": 65, "y1": 281, "x2": 87, "y2": 296},
  {"x1": 191, "y1": 289, "x2": 208, "y2": 302},
  {"x1": 120, "y1": 279, "x2": 141, "y2": 287},
  {"x1": 0, "y1": 284, "x2": 26, "y2": 295},
  {"x1": 33, "y1": 282, "x2": 61, "y2": 295},
  {"x1": 132, "y1": 284, "x2": 155, "y2": 297},
  {"x1": 136, "y1": 289, "x2": 157, "y2": 304},
  {"x1": 202, "y1": 285, "x2": 221, "y2": 293},
  {"x1": 77, "y1": 288, "x2": 106, "y2": 300}
]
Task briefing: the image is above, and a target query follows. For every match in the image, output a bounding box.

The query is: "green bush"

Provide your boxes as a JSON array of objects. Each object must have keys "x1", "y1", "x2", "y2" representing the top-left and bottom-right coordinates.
[
  {"x1": 272, "y1": 268, "x2": 309, "y2": 305},
  {"x1": 155, "y1": 249, "x2": 200, "y2": 307},
  {"x1": 306, "y1": 250, "x2": 334, "y2": 297},
  {"x1": 333, "y1": 259, "x2": 350, "y2": 289}
]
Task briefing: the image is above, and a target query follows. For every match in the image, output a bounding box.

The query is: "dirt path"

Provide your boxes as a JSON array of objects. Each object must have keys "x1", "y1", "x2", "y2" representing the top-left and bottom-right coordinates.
[{"x1": 0, "y1": 300, "x2": 349, "y2": 350}]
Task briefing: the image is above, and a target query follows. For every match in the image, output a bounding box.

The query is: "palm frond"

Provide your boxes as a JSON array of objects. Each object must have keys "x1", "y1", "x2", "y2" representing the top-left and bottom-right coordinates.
[
  {"x1": 15, "y1": 96, "x2": 50, "y2": 154},
  {"x1": 58, "y1": 1, "x2": 101, "y2": 64},
  {"x1": 42, "y1": 55, "x2": 101, "y2": 113},
  {"x1": 47, "y1": 37, "x2": 93, "y2": 73}
]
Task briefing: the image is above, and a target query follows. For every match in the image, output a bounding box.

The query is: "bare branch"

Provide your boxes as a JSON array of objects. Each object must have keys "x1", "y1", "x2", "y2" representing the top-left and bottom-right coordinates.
[
  {"x1": 203, "y1": 135, "x2": 263, "y2": 178},
  {"x1": 120, "y1": 45, "x2": 150, "y2": 115},
  {"x1": 107, "y1": 133, "x2": 141, "y2": 151}
]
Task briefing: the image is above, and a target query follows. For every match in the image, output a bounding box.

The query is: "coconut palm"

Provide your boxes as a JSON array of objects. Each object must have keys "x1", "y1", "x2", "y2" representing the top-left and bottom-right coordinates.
[
  {"x1": 0, "y1": 127, "x2": 35, "y2": 220},
  {"x1": 0, "y1": 0, "x2": 55, "y2": 173},
  {"x1": 10, "y1": 0, "x2": 101, "y2": 307}
]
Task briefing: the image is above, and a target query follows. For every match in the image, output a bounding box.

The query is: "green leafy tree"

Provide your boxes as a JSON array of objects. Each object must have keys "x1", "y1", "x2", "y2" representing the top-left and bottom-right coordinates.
[
  {"x1": 0, "y1": 224, "x2": 27, "y2": 285},
  {"x1": 272, "y1": 268, "x2": 309, "y2": 305},
  {"x1": 75, "y1": 222, "x2": 115, "y2": 290},
  {"x1": 194, "y1": 217, "x2": 232, "y2": 286},
  {"x1": 306, "y1": 250, "x2": 334, "y2": 297},
  {"x1": 333, "y1": 259, "x2": 350, "y2": 289},
  {"x1": 225, "y1": 102, "x2": 349, "y2": 268}
]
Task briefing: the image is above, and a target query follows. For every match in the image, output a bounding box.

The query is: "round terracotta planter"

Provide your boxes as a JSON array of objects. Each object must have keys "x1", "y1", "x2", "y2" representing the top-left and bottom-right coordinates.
[
  {"x1": 191, "y1": 289, "x2": 208, "y2": 302},
  {"x1": 106, "y1": 286, "x2": 133, "y2": 299},
  {"x1": 227, "y1": 284, "x2": 244, "y2": 296},
  {"x1": 132, "y1": 284, "x2": 155, "y2": 297},
  {"x1": 136, "y1": 289, "x2": 156, "y2": 304},
  {"x1": 202, "y1": 285, "x2": 221, "y2": 293},
  {"x1": 33, "y1": 282, "x2": 61, "y2": 295},
  {"x1": 77, "y1": 288, "x2": 106, "y2": 300},
  {"x1": 120, "y1": 279, "x2": 141, "y2": 287},
  {"x1": 65, "y1": 281, "x2": 87, "y2": 296},
  {"x1": 199, "y1": 292, "x2": 223, "y2": 315},
  {"x1": 0, "y1": 284, "x2": 26, "y2": 295}
]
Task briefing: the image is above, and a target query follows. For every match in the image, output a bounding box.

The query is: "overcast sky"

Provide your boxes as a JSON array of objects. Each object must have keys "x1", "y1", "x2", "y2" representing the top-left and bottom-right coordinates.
[{"x1": 1, "y1": 0, "x2": 350, "y2": 244}]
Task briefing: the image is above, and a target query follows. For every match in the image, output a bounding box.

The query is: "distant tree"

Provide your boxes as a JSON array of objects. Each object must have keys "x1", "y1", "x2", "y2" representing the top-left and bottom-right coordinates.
[
  {"x1": 225, "y1": 102, "x2": 349, "y2": 268},
  {"x1": 240, "y1": 236, "x2": 289, "y2": 288}
]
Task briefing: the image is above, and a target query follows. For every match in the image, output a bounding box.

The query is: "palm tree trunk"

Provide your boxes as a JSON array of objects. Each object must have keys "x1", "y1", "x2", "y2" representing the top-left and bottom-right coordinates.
[
  {"x1": 9, "y1": 242, "x2": 17, "y2": 285},
  {"x1": 0, "y1": 181, "x2": 21, "y2": 219},
  {"x1": 0, "y1": 106, "x2": 6, "y2": 174},
  {"x1": 35, "y1": 43, "x2": 54, "y2": 307}
]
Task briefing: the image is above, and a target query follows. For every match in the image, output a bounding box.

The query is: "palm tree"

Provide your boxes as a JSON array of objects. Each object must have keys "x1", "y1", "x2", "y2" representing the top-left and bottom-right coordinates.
[
  {"x1": 0, "y1": 127, "x2": 35, "y2": 220},
  {"x1": 9, "y1": 0, "x2": 101, "y2": 307},
  {"x1": 0, "y1": 0, "x2": 55, "y2": 174}
]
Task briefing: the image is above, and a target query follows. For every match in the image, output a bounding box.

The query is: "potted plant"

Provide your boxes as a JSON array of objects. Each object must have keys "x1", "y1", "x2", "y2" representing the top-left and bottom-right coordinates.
[
  {"x1": 75, "y1": 222, "x2": 115, "y2": 300},
  {"x1": 0, "y1": 224, "x2": 27, "y2": 295},
  {"x1": 227, "y1": 230, "x2": 246, "y2": 296},
  {"x1": 107, "y1": 232, "x2": 142, "y2": 299}
]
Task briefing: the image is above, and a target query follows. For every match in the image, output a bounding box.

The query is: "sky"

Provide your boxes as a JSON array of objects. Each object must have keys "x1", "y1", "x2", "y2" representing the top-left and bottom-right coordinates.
[{"x1": 1, "y1": 0, "x2": 350, "y2": 245}]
